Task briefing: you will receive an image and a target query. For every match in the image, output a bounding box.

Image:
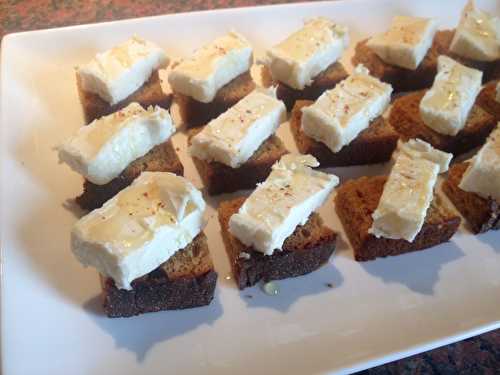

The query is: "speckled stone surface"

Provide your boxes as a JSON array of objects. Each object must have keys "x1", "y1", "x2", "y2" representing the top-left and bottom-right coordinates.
[{"x1": 2, "y1": 1, "x2": 500, "y2": 373}]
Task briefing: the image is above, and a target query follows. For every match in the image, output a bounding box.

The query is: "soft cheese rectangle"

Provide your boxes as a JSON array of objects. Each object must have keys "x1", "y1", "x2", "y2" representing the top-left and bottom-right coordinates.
[
  {"x1": 369, "y1": 140, "x2": 451, "y2": 242},
  {"x1": 168, "y1": 32, "x2": 253, "y2": 103},
  {"x1": 266, "y1": 17, "x2": 349, "y2": 90},
  {"x1": 397, "y1": 139, "x2": 452, "y2": 173},
  {"x1": 367, "y1": 15, "x2": 437, "y2": 70},
  {"x1": 459, "y1": 124, "x2": 500, "y2": 202},
  {"x1": 189, "y1": 88, "x2": 286, "y2": 168},
  {"x1": 71, "y1": 172, "x2": 206, "y2": 290},
  {"x1": 450, "y1": 0, "x2": 500, "y2": 62},
  {"x1": 228, "y1": 154, "x2": 338, "y2": 255},
  {"x1": 78, "y1": 36, "x2": 168, "y2": 105},
  {"x1": 300, "y1": 65, "x2": 392, "y2": 153},
  {"x1": 58, "y1": 103, "x2": 175, "y2": 185},
  {"x1": 420, "y1": 56, "x2": 482, "y2": 136}
]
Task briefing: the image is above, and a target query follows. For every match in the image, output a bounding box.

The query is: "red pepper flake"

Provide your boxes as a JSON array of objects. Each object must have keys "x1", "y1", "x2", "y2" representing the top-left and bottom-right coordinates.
[
  {"x1": 143, "y1": 192, "x2": 149, "y2": 198},
  {"x1": 344, "y1": 105, "x2": 350, "y2": 113}
]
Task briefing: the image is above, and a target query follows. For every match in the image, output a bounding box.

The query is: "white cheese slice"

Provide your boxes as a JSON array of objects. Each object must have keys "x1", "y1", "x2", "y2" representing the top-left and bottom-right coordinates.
[
  {"x1": 78, "y1": 36, "x2": 168, "y2": 105},
  {"x1": 396, "y1": 139, "x2": 452, "y2": 173},
  {"x1": 367, "y1": 16, "x2": 437, "y2": 70},
  {"x1": 189, "y1": 88, "x2": 286, "y2": 168},
  {"x1": 71, "y1": 172, "x2": 206, "y2": 290},
  {"x1": 450, "y1": 0, "x2": 500, "y2": 62},
  {"x1": 496, "y1": 82, "x2": 500, "y2": 103},
  {"x1": 419, "y1": 56, "x2": 482, "y2": 136},
  {"x1": 459, "y1": 124, "x2": 500, "y2": 202},
  {"x1": 265, "y1": 17, "x2": 349, "y2": 90},
  {"x1": 369, "y1": 140, "x2": 452, "y2": 242},
  {"x1": 58, "y1": 103, "x2": 175, "y2": 185},
  {"x1": 300, "y1": 65, "x2": 392, "y2": 153},
  {"x1": 228, "y1": 154, "x2": 339, "y2": 255},
  {"x1": 168, "y1": 32, "x2": 253, "y2": 103}
]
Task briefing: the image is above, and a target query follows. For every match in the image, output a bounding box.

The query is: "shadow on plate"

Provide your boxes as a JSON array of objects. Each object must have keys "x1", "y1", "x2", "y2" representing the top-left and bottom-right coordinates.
[
  {"x1": 239, "y1": 262, "x2": 344, "y2": 313},
  {"x1": 83, "y1": 288, "x2": 223, "y2": 363},
  {"x1": 15, "y1": 200, "x2": 95, "y2": 306},
  {"x1": 360, "y1": 240, "x2": 465, "y2": 295},
  {"x1": 476, "y1": 230, "x2": 500, "y2": 253}
]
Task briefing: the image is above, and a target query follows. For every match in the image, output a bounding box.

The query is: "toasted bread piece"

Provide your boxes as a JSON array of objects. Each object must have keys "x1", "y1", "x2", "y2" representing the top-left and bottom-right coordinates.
[
  {"x1": 351, "y1": 30, "x2": 489, "y2": 92},
  {"x1": 188, "y1": 129, "x2": 288, "y2": 195},
  {"x1": 443, "y1": 162, "x2": 500, "y2": 234},
  {"x1": 476, "y1": 80, "x2": 500, "y2": 121},
  {"x1": 335, "y1": 176, "x2": 460, "y2": 261},
  {"x1": 101, "y1": 232, "x2": 217, "y2": 317},
  {"x1": 290, "y1": 100, "x2": 398, "y2": 167},
  {"x1": 76, "y1": 140, "x2": 183, "y2": 211},
  {"x1": 274, "y1": 62, "x2": 348, "y2": 110},
  {"x1": 218, "y1": 197, "x2": 337, "y2": 290},
  {"x1": 176, "y1": 72, "x2": 256, "y2": 128},
  {"x1": 77, "y1": 70, "x2": 172, "y2": 124},
  {"x1": 389, "y1": 91, "x2": 496, "y2": 155}
]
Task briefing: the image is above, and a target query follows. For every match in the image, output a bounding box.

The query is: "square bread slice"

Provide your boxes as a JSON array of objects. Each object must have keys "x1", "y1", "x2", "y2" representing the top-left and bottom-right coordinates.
[
  {"x1": 218, "y1": 197, "x2": 337, "y2": 290},
  {"x1": 443, "y1": 162, "x2": 500, "y2": 233},
  {"x1": 351, "y1": 30, "x2": 490, "y2": 92},
  {"x1": 476, "y1": 80, "x2": 500, "y2": 122},
  {"x1": 290, "y1": 100, "x2": 398, "y2": 167},
  {"x1": 77, "y1": 70, "x2": 172, "y2": 124},
  {"x1": 176, "y1": 71, "x2": 255, "y2": 128},
  {"x1": 335, "y1": 176, "x2": 460, "y2": 261},
  {"x1": 389, "y1": 91, "x2": 496, "y2": 156},
  {"x1": 101, "y1": 232, "x2": 217, "y2": 318},
  {"x1": 188, "y1": 129, "x2": 288, "y2": 195},
  {"x1": 274, "y1": 62, "x2": 348, "y2": 110},
  {"x1": 76, "y1": 140, "x2": 183, "y2": 211}
]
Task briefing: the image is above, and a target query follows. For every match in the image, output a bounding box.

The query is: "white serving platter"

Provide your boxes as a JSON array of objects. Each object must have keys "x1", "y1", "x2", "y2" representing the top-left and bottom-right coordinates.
[{"x1": 1, "y1": 0, "x2": 500, "y2": 374}]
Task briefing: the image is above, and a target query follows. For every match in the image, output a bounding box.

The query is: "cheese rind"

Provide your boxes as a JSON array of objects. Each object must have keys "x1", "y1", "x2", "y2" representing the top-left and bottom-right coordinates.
[
  {"x1": 450, "y1": 0, "x2": 500, "y2": 62},
  {"x1": 367, "y1": 16, "x2": 437, "y2": 70},
  {"x1": 168, "y1": 32, "x2": 253, "y2": 103},
  {"x1": 228, "y1": 154, "x2": 339, "y2": 255},
  {"x1": 265, "y1": 17, "x2": 349, "y2": 90},
  {"x1": 420, "y1": 56, "x2": 482, "y2": 136},
  {"x1": 189, "y1": 88, "x2": 286, "y2": 168},
  {"x1": 300, "y1": 65, "x2": 392, "y2": 153},
  {"x1": 78, "y1": 36, "x2": 168, "y2": 105},
  {"x1": 71, "y1": 172, "x2": 206, "y2": 290},
  {"x1": 459, "y1": 125, "x2": 500, "y2": 201},
  {"x1": 369, "y1": 140, "x2": 452, "y2": 242},
  {"x1": 58, "y1": 103, "x2": 175, "y2": 185}
]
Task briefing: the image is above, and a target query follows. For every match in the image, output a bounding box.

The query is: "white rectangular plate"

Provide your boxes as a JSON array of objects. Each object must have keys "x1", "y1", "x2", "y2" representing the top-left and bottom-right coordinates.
[{"x1": 2, "y1": 0, "x2": 500, "y2": 374}]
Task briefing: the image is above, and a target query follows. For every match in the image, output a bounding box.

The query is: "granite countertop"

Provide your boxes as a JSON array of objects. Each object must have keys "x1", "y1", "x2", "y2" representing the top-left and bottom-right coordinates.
[{"x1": 1, "y1": 1, "x2": 499, "y2": 374}]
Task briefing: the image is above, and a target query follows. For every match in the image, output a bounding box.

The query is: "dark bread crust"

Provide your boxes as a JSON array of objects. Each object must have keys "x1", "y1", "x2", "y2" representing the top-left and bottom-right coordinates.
[
  {"x1": 335, "y1": 176, "x2": 460, "y2": 262},
  {"x1": 76, "y1": 140, "x2": 183, "y2": 211},
  {"x1": 442, "y1": 162, "x2": 500, "y2": 234},
  {"x1": 488, "y1": 62, "x2": 500, "y2": 81},
  {"x1": 101, "y1": 233, "x2": 217, "y2": 318},
  {"x1": 290, "y1": 100, "x2": 398, "y2": 167},
  {"x1": 351, "y1": 30, "x2": 489, "y2": 92},
  {"x1": 476, "y1": 80, "x2": 500, "y2": 122},
  {"x1": 188, "y1": 130, "x2": 288, "y2": 195},
  {"x1": 218, "y1": 197, "x2": 337, "y2": 290},
  {"x1": 77, "y1": 69, "x2": 172, "y2": 124},
  {"x1": 389, "y1": 91, "x2": 496, "y2": 156},
  {"x1": 275, "y1": 62, "x2": 348, "y2": 110},
  {"x1": 176, "y1": 72, "x2": 256, "y2": 128}
]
